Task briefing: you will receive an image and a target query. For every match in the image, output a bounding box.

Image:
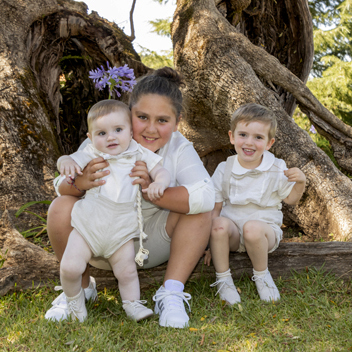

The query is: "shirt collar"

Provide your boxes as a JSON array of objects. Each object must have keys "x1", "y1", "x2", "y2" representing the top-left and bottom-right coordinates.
[{"x1": 232, "y1": 151, "x2": 275, "y2": 175}]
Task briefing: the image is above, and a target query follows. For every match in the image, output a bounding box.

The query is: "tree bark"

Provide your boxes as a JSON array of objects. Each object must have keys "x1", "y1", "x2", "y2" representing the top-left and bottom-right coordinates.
[
  {"x1": 0, "y1": 0, "x2": 149, "y2": 215},
  {"x1": 172, "y1": 0, "x2": 352, "y2": 241}
]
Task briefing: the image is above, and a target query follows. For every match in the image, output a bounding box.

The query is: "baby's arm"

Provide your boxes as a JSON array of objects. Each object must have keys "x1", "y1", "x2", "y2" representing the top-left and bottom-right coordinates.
[
  {"x1": 283, "y1": 167, "x2": 306, "y2": 205},
  {"x1": 142, "y1": 164, "x2": 171, "y2": 202},
  {"x1": 57, "y1": 155, "x2": 83, "y2": 178}
]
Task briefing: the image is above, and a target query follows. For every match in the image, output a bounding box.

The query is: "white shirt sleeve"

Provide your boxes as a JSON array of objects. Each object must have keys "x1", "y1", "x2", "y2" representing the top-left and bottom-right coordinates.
[
  {"x1": 211, "y1": 162, "x2": 226, "y2": 203},
  {"x1": 174, "y1": 142, "x2": 215, "y2": 214}
]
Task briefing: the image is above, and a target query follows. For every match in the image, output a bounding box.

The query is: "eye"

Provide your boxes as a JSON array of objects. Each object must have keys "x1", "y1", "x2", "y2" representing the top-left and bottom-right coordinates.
[
  {"x1": 158, "y1": 118, "x2": 168, "y2": 123},
  {"x1": 98, "y1": 131, "x2": 105, "y2": 136},
  {"x1": 116, "y1": 127, "x2": 122, "y2": 132},
  {"x1": 138, "y1": 115, "x2": 147, "y2": 120},
  {"x1": 239, "y1": 133, "x2": 246, "y2": 137},
  {"x1": 256, "y1": 136, "x2": 263, "y2": 140}
]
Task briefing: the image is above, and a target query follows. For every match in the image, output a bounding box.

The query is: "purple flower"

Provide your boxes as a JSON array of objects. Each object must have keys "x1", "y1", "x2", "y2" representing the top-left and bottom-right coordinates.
[
  {"x1": 310, "y1": 125, "x2": 317, "y2": 134},
  {"x1": 89, "y1": 62, "x2": 136, "y2": 99}
]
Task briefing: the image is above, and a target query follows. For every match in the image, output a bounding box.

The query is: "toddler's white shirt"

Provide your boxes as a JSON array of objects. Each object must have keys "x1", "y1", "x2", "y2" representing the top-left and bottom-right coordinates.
[{"x1": 212, "y1": 151, "x2": 295, "y2": 226}]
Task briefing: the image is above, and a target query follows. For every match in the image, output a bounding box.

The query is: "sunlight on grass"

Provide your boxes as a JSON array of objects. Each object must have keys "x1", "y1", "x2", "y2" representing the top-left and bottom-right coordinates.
[{"x1": 1, "y1": 268, "x2": 351, "y2": 351}]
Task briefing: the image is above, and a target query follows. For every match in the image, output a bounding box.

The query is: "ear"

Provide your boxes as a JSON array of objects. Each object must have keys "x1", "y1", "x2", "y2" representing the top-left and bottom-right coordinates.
[
  {"x1": 174, "y1": 116, "x2": 181, "y2": 132},
  {"x1": 87, "y1": 132, "x2": 92, "y2": 141},
  {"x1": 228, "y1": 130, "x2": 235, "y2": 145},
  {"x1": 266, "y1": 138, "x2": 275, "y2": 150}
]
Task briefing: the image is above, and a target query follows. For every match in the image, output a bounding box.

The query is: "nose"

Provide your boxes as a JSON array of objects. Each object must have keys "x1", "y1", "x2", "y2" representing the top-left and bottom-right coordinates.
[
  {"x1": 107, "y1": 132, "x2": 116, "y2": 141},
  {"x1": 145, "y1": 121, "x2": 157, "y2": 134}
]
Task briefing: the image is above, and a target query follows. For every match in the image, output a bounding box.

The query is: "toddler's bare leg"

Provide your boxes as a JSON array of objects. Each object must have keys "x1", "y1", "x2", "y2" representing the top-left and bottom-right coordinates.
[
  {"x1": 210, "y1": 216, "x2": 240, "y2": 273},
  {"x1": 242, "y1": 220, "x2": 276, "y2": 271},
  {"x1": 108, "y1": 240, "x2": 139, "y2": 301},
  {"x1": 60, "y1": 229, "x2": 93, "y2": 297}
]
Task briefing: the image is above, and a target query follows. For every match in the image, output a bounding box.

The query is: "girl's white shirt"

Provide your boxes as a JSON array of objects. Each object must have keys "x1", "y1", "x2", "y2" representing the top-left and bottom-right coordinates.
[{"x1": 54, "y1": 131, "x2": 215, "y2": 215}]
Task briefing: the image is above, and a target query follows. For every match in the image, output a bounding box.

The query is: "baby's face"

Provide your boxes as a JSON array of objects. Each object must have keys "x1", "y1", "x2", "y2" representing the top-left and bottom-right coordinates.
[
  {"x1": 87, "y1": 111, "x2": 132, "y2": 155},
  {"x1": 229, "y1": 121, "x2": 275, "y2": 169}
]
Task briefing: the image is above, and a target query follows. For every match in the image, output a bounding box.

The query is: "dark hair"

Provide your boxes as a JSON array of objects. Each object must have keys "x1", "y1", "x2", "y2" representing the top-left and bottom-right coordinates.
[
  {"x1": 230, "y1": 103, "x2": 277, "y2": 140},
  {"x1": 129, "y1": 67, "x2": 185, "y2": 120},
  {"x1": 87, "y1": 99, "x2": 131, "y2": 132}
]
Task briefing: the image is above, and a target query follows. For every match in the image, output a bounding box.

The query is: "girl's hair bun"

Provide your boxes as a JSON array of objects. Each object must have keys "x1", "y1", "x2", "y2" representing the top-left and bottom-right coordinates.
[{"x1": 153, "y1": 67, "x2": 184, "y2": 88}]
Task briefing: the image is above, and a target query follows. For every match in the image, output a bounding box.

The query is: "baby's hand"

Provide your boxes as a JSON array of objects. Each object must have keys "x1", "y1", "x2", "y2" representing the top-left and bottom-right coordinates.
[
  {"x1": 59, "y1": 157, "x2": 82, "y2": 178},
  {"x1": 142, "y1": 182, "x2": 166, "y2": 201},
  {"x1": 203, "y1": 248, "x2": 212, "y2": 266},
  {"x1": 284, "y1": 167, "x2": 306, "y2": 184}
]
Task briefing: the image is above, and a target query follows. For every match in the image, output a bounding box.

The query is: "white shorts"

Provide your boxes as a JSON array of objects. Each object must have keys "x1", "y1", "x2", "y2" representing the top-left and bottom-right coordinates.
[
  {"x1": 72, "y1": 194, "x2": 139, "y2": 258},
  {"x1": 233, "y1": 218, "x2": 282, "y2": 253},
  {"x1": 89, "y1": 208, "x2": 171, "y2": 270}
]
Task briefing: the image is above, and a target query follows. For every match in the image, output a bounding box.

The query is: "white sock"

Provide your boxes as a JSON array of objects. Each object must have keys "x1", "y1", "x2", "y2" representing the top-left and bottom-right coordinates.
[
  {"x1": 216, "y1": 268, "x2": 231, "y2": 279},
  {"x1": 164, "y1": 279, "x2": 184, "y2": 292},
  {"x1": 253, "y1": 268, "x2": 269, "y2": 277}
]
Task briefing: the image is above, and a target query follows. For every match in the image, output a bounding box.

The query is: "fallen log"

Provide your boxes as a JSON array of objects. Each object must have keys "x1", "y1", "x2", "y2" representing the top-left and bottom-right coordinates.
[{"x1": 1, "y1": 209, "x2": 352, "y2": 296}]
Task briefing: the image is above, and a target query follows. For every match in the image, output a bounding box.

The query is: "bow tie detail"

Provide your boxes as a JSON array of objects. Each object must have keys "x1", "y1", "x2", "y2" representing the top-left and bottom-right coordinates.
[{"x1": 232, "y1": 169, "x2": 263, "y2": 180}]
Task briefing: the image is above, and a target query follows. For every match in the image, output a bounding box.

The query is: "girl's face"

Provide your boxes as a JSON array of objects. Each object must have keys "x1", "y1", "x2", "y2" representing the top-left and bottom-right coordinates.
[{"x1": 131, "y1": 94, "x2": 179, "y2": 152}]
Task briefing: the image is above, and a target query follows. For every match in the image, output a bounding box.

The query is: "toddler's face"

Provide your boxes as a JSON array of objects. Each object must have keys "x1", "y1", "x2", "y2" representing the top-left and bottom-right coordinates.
[
  {"x1": 87, "y1": 111, "x2": 132, "y2": 155},
  {"x1": 229, "y1": 121, "x2": 275, "y2": 169}
]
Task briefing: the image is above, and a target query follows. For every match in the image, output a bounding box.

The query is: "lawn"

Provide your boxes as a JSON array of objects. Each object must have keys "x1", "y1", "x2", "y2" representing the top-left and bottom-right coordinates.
[{"x1": 1, "y1": 267, "x2": 351, "y2": 351}]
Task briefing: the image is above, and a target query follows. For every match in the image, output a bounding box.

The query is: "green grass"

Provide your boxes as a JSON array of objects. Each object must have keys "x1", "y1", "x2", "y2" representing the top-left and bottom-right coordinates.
[{"x1": 1, "y1": 268, "x2": 352, "y2": 351}]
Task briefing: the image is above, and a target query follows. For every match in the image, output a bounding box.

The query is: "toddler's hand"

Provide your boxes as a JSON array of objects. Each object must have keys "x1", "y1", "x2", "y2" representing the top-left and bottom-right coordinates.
[
  {"x1": 284, "y1": 167, "x2": 306, "y2": 184},
  {"x1": 142, "y1": 182, "x2": 166, "y2": 201},
  {"x1": 60, "y1": 157, "x2": 82, "y2": 178},
  {"x1": 203, "y1": 248, "x2": 212, "y2": 266}
]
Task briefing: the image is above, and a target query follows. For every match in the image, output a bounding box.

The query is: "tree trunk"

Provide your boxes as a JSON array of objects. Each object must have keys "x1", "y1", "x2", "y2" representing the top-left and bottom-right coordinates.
[
  {"x1": 172, "y1": 0, "x2": 352, "y2": 241},
  {"x1": 0, "y1": 0, "x2": 149, "y2": 215}
]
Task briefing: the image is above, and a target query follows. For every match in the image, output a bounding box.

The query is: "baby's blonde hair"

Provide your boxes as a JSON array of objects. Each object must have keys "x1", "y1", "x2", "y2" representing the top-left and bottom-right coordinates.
[
  {"x1": 87, "y1": 99, "x2": 131, "y2": 132},
  {"x1": 230, "y1": 103, "x2": 277, "y2": 140}
]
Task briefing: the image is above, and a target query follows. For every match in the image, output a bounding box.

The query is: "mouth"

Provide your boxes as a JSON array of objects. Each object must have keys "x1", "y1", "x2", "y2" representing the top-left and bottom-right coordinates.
[
  {"x1": 242, "y1": 148, "x2": 255, "y2": 155},
  {"x1": 143, "y1": 136, "x2": 158, "y2": 142},
  {"x1": 107, "y1": 143, "x2": 119, "y2": 148}
]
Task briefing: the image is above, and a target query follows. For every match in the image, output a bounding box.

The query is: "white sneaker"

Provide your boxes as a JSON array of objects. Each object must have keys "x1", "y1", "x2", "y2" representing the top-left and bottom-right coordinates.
[
  {"x1": 122, "y1": 300, "x2": 154, "y2": 321},
  {"x1": 153, "y1": 286, "x2": 191, "y2": 328},
  {"x1": 67, "y1": 288, "x2": 87, "y2": 322},
  {"x1": 252, "y1": 271, "x2": 280, "y2": 302},
  {"x1": 45, "y1": 276, "x2": 97, "y2": 321},
  {"x1": 210, "y1": 276, "x2": 241, "y2": 305}
]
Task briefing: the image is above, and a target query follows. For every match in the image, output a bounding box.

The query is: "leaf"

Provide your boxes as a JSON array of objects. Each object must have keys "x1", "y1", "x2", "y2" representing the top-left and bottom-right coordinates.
[
  {"x1": 189, "y1": 328, "x2": 198, "y2": 331},
  {"x1": 15, "y1": 200, "x2": 51, "y2": 217}
]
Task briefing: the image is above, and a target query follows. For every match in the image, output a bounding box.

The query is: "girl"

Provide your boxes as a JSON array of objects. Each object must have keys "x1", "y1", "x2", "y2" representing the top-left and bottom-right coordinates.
[{"x1": 46, "y1": 67, "x2": 215, "y2": 328}]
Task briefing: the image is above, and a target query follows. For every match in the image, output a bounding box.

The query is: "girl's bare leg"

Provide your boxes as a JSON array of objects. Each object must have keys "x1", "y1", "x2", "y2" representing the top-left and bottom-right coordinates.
[
  {"x1": 47, "y1": 196, "x2": 90, "y2": 287},
  {"x1": 164, "y1": 211, "x2": 212, "y2": 284}
]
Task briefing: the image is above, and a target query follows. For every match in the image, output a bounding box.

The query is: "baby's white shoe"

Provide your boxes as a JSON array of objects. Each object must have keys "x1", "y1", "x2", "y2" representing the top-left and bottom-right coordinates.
[
  {"x1": 210, "y1": 269, "x2": 241, "y2": 305},
  {"x1": 122, "y1": 300, "x2": 153, "y2": 321},
  {"x1": 66, "y1": 288, "x2": 87, "y2": 322},
  {"x1": 252, "y1": 269, "x2": 280, "y2": 302}
]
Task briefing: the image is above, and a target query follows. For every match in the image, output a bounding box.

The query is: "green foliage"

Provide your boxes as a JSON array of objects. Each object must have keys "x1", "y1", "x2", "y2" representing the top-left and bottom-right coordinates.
[
  {"x1": 306, "y1": 0, "x2": 352, "y2": 127},
  {"x1": 1, "y1": 269, "x2": 352, "y2": 351},
  {"x1": 149, "y1": 18, "x2": 172, "y2": 38},
  {"x1": 15, "y1": 200, "x2": 51, "y2": 239},
  {"x1": 139, "y1": 46, "x2": 173, "y2": 69}
]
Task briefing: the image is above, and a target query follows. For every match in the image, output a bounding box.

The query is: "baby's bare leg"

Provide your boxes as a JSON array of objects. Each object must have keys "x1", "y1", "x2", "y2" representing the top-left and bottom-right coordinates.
[
  {"x1": 60, "y1": 229, "x2": 93, "y2": 297},
  {"x1": 108, "y1": 240, "x2": 139, "y2": 301},
  {"x1": 242, "y1": 220, "x2": 276, "y2": 271},
  {"x1": 210, "y1": 216, "x2": 240, "y2": 273}
]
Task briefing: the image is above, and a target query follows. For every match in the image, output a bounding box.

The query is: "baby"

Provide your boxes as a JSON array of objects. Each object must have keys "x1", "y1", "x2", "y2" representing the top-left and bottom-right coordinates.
[
  {"x1": 57, "y1": 99, "x2": 170, "y2": 322},
  {"x1": 209, "y1": 103, "x2": 306, "y2": 304}
]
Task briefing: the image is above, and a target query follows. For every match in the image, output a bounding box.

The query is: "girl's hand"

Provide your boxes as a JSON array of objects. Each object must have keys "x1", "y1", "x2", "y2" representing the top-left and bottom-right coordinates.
[
  {"x1": 74, "y1": 157, "x2": 110, "y2": 191},
  {"x1": 284, "y1": 168, "x2": 306, "y2": 184},
  {"x1": 60, "y1": 158, "x2": 82, "y2": 178},
  {"x1": 130, "y1": 161, "x2": 152, "y2": 191}
]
